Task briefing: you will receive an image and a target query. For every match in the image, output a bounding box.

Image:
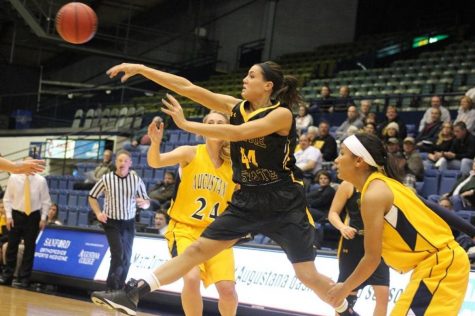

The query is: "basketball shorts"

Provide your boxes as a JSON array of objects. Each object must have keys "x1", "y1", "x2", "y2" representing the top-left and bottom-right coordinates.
[
  {"x1": 165, "y1": 219, "x2": 235, "y2": 288},
  {"x1": 201, "y1": 181, "x2": 317, "y2": 263},
  {"x1": 337, "y1": 234, "x2": 389, "y2": 289}
]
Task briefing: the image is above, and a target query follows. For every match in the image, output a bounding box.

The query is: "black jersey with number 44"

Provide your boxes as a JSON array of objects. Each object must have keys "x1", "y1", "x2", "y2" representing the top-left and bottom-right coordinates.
[{"x1": 230, "y1": 100, "x2": 298, "y2": 186}]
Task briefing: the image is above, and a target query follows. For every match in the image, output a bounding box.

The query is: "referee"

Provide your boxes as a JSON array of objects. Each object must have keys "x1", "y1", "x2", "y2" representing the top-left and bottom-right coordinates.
[{"x1": 88, "y1": 150, "x2": 150, "y2": 290}]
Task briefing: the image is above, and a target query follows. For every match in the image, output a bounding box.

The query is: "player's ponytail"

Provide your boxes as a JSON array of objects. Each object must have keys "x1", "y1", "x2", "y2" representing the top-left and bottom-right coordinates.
[
  {"x1": 258, "y1": 61, "x2": 303, "y2": 110},
  {"x1": 354, "y1": 133, "x2": 404, "y2": 182}
]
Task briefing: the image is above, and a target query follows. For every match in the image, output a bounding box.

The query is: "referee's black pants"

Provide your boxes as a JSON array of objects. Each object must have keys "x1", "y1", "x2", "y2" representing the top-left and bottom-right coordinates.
[
  {"x1": 4, "y1": 210, "x2": 40, "y2": 281},
  {"x1": 102, "y1": 218, "x2": 135, "y2": 290}
]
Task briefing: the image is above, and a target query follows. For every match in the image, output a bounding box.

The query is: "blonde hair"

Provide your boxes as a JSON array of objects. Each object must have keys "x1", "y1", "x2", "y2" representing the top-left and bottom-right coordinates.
[{"x1": 203, "y1": 111, "x2": 231, "y2": 162}]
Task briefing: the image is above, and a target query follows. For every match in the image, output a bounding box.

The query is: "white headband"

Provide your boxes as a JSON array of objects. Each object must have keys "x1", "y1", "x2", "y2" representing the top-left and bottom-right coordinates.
[{"x1": 343, "y1": 135, "x2": 379, "y2": 168}]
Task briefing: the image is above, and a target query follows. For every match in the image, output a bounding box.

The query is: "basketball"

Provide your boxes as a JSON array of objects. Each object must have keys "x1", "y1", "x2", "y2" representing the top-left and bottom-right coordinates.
[{"x1": 55, "y1": 2, "x2": 97, "y2": 44}]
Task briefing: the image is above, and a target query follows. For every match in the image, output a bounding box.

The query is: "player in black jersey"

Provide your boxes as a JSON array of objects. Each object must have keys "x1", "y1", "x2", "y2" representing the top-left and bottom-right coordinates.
[
  {"x1": 91, "y1": 61, "x2": 358, "y2": 316},
  {"x1": 328, "y1": 181, "x2": 389, "y2": 316}
]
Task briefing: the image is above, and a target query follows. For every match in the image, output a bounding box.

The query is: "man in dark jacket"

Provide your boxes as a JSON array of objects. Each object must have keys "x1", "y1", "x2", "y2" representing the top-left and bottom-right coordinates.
[
  {"x1": 314, "y1": 120, "x2": 338, "y2": 162},
  {"x1": 438, "y1": 122, "x2": 475, "y2": 176},
  {"x1": 377, "y1": 105, "x2": 407, "y2": 139}
]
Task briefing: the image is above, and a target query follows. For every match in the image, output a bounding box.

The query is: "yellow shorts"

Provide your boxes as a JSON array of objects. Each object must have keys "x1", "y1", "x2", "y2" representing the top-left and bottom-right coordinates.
[
  {"x1": 391, "y1": 241, "x2": 469, "y2": 315},
  {"x1": 165, "y1": 219, "x2": 235, "y2": 288}
]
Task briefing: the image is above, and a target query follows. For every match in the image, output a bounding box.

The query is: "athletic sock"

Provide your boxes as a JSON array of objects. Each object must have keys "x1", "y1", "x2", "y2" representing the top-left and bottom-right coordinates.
[
  {"x1": 143, "y1": 272, "x2": 161, "y2": 292},
  {"x1": 334, "y1": 299, "x2": 348, "y2": 313}
]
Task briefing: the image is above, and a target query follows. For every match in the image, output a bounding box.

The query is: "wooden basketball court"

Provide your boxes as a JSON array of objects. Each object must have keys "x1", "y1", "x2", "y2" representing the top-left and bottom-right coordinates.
[{"x1": 0, "y1": 286, "x2": 158, "y2": 316}]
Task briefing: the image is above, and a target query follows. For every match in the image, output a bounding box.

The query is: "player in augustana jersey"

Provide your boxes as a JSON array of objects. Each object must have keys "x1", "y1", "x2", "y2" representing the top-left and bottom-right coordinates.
[{"x1": 91, "y1": 61, "x2": 358, "y2": 316}]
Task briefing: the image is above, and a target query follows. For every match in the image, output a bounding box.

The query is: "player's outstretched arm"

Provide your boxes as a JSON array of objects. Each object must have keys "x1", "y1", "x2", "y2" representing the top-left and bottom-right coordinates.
[
  {"x1": 0, "y1": 157, "x2": 45, "y2": 175},
  {"x1": 107, "y1": 63, "x2": 240, "y2": 115}
]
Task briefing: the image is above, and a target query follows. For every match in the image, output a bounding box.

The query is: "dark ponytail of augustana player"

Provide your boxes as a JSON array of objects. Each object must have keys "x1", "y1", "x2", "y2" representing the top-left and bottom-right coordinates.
[
  {"x1": 258, "y1": 61, "x2": 303, "y2": 110},
  {"x1": 355, "y1": 133, "x2": 404, "y2": 182}
]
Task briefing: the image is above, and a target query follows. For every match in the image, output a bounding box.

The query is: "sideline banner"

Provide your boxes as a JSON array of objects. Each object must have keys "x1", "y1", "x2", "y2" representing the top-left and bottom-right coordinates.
[{"x1": 33, "y1": 227, "x2": 475, "y2": 315}]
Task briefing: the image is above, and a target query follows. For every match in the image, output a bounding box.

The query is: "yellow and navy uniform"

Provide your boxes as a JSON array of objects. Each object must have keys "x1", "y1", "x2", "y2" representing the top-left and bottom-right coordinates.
[
  {"x1": 202, "y1": 101, "x2": 317, "y2": 264},
  {"x1": 361, "y1": 172, "x2": 469, "y2": 316},
  {"x1": 230, "y1": 100, "x2": 299, "y2": 185},
  {"x1": 165, "y1": 144, "x2": 236, "y2": 287}
]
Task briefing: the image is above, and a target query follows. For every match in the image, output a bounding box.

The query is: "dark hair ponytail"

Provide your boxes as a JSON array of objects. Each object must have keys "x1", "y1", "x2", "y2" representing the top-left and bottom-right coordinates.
[
  {"x1": 258, "y1": 61, "x2": 303, "y2": 110},
  {"x1": 354, "y1": 133, "x2": 404, "y2": 182}
]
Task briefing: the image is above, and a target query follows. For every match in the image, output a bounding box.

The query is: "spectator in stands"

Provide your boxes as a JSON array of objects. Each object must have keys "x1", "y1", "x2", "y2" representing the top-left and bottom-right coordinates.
[
  {"x1": 335, "y1": 105, "x2": 364, "y2": 141},
  {"x1": 436, "y1": 122, "x2": 475, "y2": 176},
  {"x1": 465, "y1": 86, "x2": 475, "y2": 103},
  {"x1": 295, "y1": 104, "x2": 313, "y2": 135},
  {"x1": 295, "y1": 133, "x2": 323, "y2": 187},
  {"x1": 307, "y1": 170, "x2": 336, "y2": 222},
  {"x1": 310, "y1": 85, "x2": 334, "y2": 113},
  {"x1": 359, "y1": 100, "x2": 372, "y2": 120},
  {"x1": 377, "y1": 105, "x2": 407, "y2": 140},
  {"x1": 295, "y1": 125, "x2": 319, "y2": 153},
  {"x1": 385, "y1": 138, "x2": 403, "y2": 158},
  {"x1": 363, "y1": 122, "x2": 377, "y2": 135},
  {"x1": 46, "y1": 203, "x2": 62, "y2": 226},
  {"x1": 363, "y1": 112, "x2": 378, "y2": 126},
  {"x1": 148, "y1": 171, "x2": 176, "y2": 211},
  {"x1": 381, "y1": 122, "x2": 402, "y2": 143},
  {"x1": 0, "y1": 157, "x2": 51, "y2": 289},
  {"x1": 333, "y1": 86, "x2": 354, "y2": 112},
  {"x1": 123, "y1": 116, "x2": 162, "y2": 153},
  {"x1": 426, "y1": 122, "x2": 455, "y2": 159},
  {"x1": 314, "y1": 120, "x2": 338, "y2": 162},
  {"x1": 454, "y1": 96, "x2": 475, "y2": 135},
  {"x1": 73, "y1": 149, "x2": 115, "y2": 190},
  {"x1": 438, "y1": 196, "x2": 454, "y2": 211},
  {"x1": 415, "y1": 107, "x2": 443, "y2": 152},
  {"x1": 88, "y1": 150, "x2": 150, "y2": 291},
  {"x1": 402, "y1": 137, "x2": 424, "y2": 182},
  {"x1": 153, "y1": 210, "x2": 168, "y2": 235},
  {"x1": 418, "y1": 96, "x2": 451, "y2": 133},
  {"x1": 431, "y1": 160, "x2": 475, "y2": 211}
]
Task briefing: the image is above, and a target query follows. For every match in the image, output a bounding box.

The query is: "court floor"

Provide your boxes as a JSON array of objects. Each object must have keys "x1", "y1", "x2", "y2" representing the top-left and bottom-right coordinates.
[{"x1": 0, "y1": 286, "x2": 160, "y2": 316}]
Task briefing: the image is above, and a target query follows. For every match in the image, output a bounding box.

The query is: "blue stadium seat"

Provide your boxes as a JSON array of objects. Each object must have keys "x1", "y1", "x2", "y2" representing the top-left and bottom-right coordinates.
[
  {"x1": 49, "y1": 190, "x2": 59, "y2": 204},
  {"x1": 133, "y1": 167, "x2": 144, "y2": 178},
  {"x1": 131, "y1": 152, "x2": 140, "y2": 166},
  {"x1": 58, "y1": 208, "x2": 68, "y2": 223},
  {"x1": 67, "y1": 191, "x2": 78, "y2": 207},
  {"x1": 178, "y1": 132, "x2": 190, "y2": 144},
  {"x1": 139, "y1": 210, "x2": 154, "y2": 226},
  {"x1": 154, "y1": 169, "x2": 165, "y2": 181},
  {"x1": 143, "y1": 168, "x2": 154, "y2": 179},
  {"x1": 438, "y1": 170, "x2": 460, "y2": 195},
  {"x1": 58, "y1": 192, "x2": 69, "y2": 206},
  {"x1": 77, "y1": 207, "x2": 90, "y2": 227},
  {"x1": 420, "y1": 169, "x2": 440, "y2": 198},
  {"x1": 66, "y1": 208, "x2": 78, "y2": 226},
  {"x1": 457, "y1": 210, "x2": 475, "y2": 225},
  {"x1": 168, "y1": 131, "x2": 179, "y2": 144},
  {"x1": 77, "y1": 191, "x2": 89, "y2": 207},
  {"x1": 47, "y1": 176, "x2": 60, "y2": 190},
  {"x1": 406, "y1": 124, "x2": 416, "y2": 136},
  {"x1": 58, "y1": 178, "x2": 68, "y2": 190}
]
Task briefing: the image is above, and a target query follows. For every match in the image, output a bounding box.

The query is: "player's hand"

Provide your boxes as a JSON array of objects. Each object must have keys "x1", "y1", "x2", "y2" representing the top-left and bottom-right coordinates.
[
  {"x1": 96, "y1": 212, "x2": 108, "y2": 224},
  {"x1": 340, "y1": 226, "x2": 357, "y2": 239},
  {"x1": 136, "y1": 198, "x2": 150, "y2": 209},
  {"x1": 13, "y1": 159, "x2": 45, "y2": 175},
  {"x1": 39, "y1": 219, "x2": 47, "y2": 231},
  {"x1": 161, "y1": 94, "x2": 187, "y2": 129},
  {"x1": 147, "y1": 118, "x2": 165, "y2": 144},
  {"x1": 6, "y1": 218, "x2": 14, "y2": 231},
  {"x1": 106, "y1": 63, "x2": 144, "y2": 83},
  {"x1": 328, "y1": 282, "x2": 351, "y2": 308}
]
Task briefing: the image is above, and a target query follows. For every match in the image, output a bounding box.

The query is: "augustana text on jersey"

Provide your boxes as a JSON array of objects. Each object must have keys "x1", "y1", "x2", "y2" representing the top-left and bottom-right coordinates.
[{"x1": 192, "y1": 173, "x2": 228, "y2": 197}]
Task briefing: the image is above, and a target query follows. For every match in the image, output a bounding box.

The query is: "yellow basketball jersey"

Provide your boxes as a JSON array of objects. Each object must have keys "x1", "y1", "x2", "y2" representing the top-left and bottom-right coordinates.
[
  {"x1": 361, "y1": 172, "x2": 454, "y2": 273},
  {"x1": 167, "y1": 144, "x2": 235, "y2": 228}
]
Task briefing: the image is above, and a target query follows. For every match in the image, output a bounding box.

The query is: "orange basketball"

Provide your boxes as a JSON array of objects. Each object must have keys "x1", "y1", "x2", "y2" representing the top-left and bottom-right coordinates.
[{"x1": 55, "y1": 2, "x2": 97, "y2": 44}]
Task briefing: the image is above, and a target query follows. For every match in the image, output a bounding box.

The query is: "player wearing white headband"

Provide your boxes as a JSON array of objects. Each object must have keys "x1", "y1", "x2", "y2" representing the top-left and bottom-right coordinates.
[{"x1": 329, "y1": 132, "x2": 474, "y2": 315}]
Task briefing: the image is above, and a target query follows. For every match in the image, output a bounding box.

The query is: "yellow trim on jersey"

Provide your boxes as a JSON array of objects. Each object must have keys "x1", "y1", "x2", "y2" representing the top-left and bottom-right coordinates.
[
  {"x1": 239, "y1": 100, "x2": 281, "y2": 122},
  {"x1": 167, "y1": 144, "x2": 235, "y2": 228}
]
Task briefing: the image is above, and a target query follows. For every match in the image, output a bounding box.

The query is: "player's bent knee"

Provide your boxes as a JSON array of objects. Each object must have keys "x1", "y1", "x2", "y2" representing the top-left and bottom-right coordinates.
[{"x1": 216, "y1": 281, "x2": 237, "y2": 300}]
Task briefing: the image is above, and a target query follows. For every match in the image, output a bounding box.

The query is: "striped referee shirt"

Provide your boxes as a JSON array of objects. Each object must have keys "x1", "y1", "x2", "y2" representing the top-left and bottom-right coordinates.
[{"x1": 89, "y1": 171, "x2": 149, "y2": 220}]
